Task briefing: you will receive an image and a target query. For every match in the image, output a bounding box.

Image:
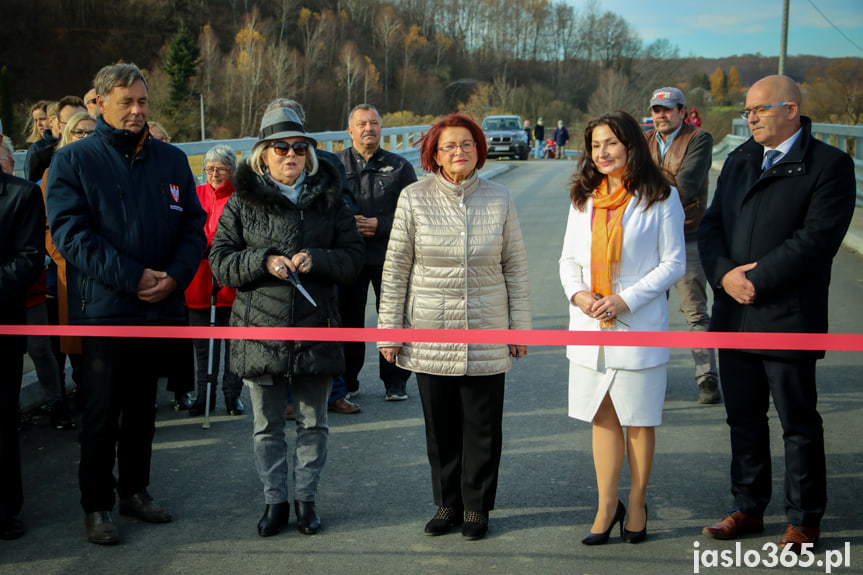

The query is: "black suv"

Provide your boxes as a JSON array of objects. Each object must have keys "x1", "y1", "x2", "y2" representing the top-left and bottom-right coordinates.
[{"x1": 481, "y1": 115, "x2": 529, "y2": 161}]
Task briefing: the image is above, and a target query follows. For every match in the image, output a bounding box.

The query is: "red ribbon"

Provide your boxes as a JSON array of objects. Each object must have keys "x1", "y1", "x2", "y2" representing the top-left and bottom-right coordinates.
[{"x1": 1, "y1": 325, "x2": 861, "y2": 351}]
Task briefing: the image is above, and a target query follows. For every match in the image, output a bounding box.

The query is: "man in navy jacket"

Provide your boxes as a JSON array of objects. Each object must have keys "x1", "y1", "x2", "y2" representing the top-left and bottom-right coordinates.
[
  {"x1": 698, "y1": 75, "x2": 855, "y2": 552},
  {"x1": 47, "y1": 63, "x2": 206, "y2": 545}
]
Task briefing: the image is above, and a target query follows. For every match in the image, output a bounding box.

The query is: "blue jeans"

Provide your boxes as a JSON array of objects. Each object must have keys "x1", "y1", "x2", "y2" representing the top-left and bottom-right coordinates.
[
  {"x1": 534, "y1": 140, "x2": 543, "y2": 159},
  {"x1": 249, "y1": 374, "x2": 331, "y2": 504}
]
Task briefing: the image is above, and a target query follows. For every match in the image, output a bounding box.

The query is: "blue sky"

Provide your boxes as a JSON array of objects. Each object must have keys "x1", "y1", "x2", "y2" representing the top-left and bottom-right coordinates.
[{"x1": 581, "y1": 0, "x2": 863, "y2": 58}]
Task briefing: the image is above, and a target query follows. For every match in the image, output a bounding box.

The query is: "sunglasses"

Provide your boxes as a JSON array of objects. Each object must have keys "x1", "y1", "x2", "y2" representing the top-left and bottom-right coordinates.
[{"x1": 269, "y1": 141, "x2": 309, "y2": 156}]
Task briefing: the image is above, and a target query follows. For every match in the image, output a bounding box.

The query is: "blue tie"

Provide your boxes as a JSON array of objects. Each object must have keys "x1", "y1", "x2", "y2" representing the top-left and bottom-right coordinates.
[{"x1": 763, "y1": 149, "x2": 781, "y2": 171}]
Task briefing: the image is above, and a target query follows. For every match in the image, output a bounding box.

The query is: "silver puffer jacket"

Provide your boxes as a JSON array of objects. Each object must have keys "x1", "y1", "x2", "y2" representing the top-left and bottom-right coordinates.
[{"x1": 377, "y1": 170, "x2": 531, "y2": 376}]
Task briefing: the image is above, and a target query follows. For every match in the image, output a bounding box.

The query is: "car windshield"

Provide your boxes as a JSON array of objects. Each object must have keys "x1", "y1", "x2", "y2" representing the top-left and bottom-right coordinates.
[{"x1": 482, "y1": 118, "x2": 521, "y2": 131}]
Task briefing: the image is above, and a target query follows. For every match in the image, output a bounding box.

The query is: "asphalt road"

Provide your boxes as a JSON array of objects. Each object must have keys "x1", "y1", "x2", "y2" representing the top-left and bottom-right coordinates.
[{"x1": 3, "y1": 158, "x2": 862, "y2": 575}]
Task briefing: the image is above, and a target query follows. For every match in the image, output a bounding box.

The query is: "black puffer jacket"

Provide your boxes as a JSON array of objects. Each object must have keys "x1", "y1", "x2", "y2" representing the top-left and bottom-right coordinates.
[{"x1": 210, "y1": 159, "x2": 364, "y2": 379}]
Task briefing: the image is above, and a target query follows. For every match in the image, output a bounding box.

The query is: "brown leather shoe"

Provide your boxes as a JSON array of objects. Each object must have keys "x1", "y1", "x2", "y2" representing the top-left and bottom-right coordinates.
[
  {"x1": 118, "y1": 489, "x2": 172, "y2": 523},
  {"x1": 779, "y1": 524, "x2": 820, "y2": 553},
  {"x1": 328, "y1": 397, "x2": 360, "y2": 414},
  {"x1": 85, "y1": 511, "x2": 119, "y2": 545},
  {"x1": 702, "y1": 511, "x2": 764, "y2": 539}
]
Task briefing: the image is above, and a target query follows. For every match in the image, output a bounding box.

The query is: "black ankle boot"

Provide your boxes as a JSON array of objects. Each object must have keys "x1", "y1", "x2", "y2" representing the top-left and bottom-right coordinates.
[
  {"x1": 257, "y1": 502, "x2": 290, "y2": 537},
  {"x1": 462, "y1": 511, "x2": 489, "y2": 540},
  {"x1": 189, "y1": 385, "x2": 217, "y2": 417},
  {"x1": 424, "y1": 506, "x2": 464, "y2": 536},
  {"x1": 294, "y1": 500, "x2": 321, "y2": 535}
]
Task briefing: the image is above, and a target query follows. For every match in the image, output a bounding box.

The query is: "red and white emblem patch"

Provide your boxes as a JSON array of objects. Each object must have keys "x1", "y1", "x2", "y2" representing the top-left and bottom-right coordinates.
[{"x1": 169, "y1": 184, "x2": 180, "y2": 203}]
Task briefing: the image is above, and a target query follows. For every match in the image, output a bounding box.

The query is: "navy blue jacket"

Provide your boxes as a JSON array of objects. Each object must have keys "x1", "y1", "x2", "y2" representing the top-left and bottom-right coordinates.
[
  {"x1": 46, "y1": 118, "x2": 206, "y2": 325},
  {"x1": 698, "y1": 117, "x2": 856, "y2": 359}
]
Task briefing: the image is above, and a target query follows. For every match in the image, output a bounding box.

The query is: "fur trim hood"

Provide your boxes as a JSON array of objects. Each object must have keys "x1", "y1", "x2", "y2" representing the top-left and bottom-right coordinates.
[{"x1": 233, "y1": 155, "x2": 342, "y2": 213}]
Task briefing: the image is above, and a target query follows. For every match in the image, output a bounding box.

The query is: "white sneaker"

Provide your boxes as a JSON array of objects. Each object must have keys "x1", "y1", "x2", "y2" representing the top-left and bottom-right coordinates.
[{"x1": 385, "y1": 392, "x2": 408, "y2": 401}]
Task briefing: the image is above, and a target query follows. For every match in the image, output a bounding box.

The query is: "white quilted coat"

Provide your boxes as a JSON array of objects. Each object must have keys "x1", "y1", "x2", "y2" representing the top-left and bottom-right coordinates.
[{"x1": 377, "y1": 171, "x2": 532, "y2": 376}]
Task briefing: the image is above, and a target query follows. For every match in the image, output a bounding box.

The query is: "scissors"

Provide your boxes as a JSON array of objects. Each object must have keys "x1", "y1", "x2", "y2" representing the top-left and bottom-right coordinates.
[
  {"x1": 283, "y1": 268, "x2": 317, "y2": 307},
  {"x1": 594, "y1": 293, "x2": 629, "y2": 327}
]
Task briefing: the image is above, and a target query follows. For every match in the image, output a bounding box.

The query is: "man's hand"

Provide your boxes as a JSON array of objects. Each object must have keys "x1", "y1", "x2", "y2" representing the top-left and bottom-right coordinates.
[
  {"x1": 380, "y1": 346, "x2": 400, "y2": 363},
  {"x1": 720, "y1": 262, "x2": 758, "y2": 305},
  {"x1": 355, "y1": 215, "x2": 378, "y2": 239},
  {"x1": 136, "y1": 269, "x2": 178, "y2": 303}
]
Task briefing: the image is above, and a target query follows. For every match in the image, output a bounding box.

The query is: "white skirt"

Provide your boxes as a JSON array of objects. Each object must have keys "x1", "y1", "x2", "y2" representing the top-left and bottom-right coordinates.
[{"x1": 568, "y1": 350, "x2": 667, "y2": 427}]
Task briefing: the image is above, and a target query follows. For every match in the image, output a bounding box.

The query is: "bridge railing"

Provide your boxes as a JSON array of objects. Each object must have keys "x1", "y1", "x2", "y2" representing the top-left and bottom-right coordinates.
[{"x1": 12, "y1": 125, "x2": 430, "y2": 182}]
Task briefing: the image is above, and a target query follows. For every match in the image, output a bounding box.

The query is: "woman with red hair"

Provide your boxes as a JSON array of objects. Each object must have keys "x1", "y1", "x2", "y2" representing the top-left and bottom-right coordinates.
[{"x1": 377, "y1": 113, "x2": 532, "y2": 540}]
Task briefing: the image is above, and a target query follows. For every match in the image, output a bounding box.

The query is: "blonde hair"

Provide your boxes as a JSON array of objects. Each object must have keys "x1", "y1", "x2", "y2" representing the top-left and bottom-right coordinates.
[
  {"x1": 60, "y1": 112, "x2": 96, "y2": 147},
  {"x1": 248, "y1": 138, "x2": 318, "y2": 178}
]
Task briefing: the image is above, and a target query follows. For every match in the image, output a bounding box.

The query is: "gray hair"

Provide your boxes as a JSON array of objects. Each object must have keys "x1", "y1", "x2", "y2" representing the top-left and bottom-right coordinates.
[
  {"x1": 204, "y1": 144, "x2": 238, "y2": 175},
  {"x1": 347, "y1": 104, "x2": 380, "y2": 128},
  {"x1": 247, "y1": 140, "x2": 318, "y2": 179},
  {"x1": 264, "y1": 98, "x2": 306, "y2": 123},
  {"x1": 94, "y1": 63, "x2": 148, "y2": 99}
]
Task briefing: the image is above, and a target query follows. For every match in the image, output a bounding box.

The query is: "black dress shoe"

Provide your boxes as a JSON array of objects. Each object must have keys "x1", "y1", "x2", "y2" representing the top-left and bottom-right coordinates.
[
  {"x1": 294, "y1": 500, "x2": 321, "y2": 535},
  {"x1": 0, "y1": 515, "x2": 26, "y2": 540},
  {"x1": 118, "y1": 489, "x2": 172, "y2": 523},
  {"x1": 257, "y1": 502, "x2": 290, "y2": 537},
  {"x1": 173, "y1": 393, "x2": 193, "y2": 411},
  {"x1": 225, "y1": 396, "x2": 245, "y2": 416},
  {"x1": 582, "y1": 500, "x2": 625, "y2": 545},
  {"x1": 85, "y1": 510, "x2": 119, "y2": 545}
]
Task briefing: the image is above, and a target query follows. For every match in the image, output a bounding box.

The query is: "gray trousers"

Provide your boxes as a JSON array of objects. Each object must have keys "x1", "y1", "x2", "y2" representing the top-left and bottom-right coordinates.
[
  {"x1": 675, "y1": 239, "x2": 717, "y2": 384},
  {"x1": 26, "y1": 301, "x2": 63, "y2": 404},
  {"x1": 249, "y1": 374, "x2": 331, "y2": 504}
]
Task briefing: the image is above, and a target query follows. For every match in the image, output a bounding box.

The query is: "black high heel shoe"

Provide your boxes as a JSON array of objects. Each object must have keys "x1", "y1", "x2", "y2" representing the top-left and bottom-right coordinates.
[
  {"x1": 623, "y1": 505, "x2": 647, "y2": 543},
  {"x1": 582, "y1": 500, "x2": 625, "y2": 545}
]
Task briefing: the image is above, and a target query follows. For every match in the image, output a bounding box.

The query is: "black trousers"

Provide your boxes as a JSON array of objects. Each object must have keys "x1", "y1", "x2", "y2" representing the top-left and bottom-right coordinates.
[
  {"x1": 0, "y1": 334, "x2": 24, "y2": 522},
  {"x1": 188, "y1": 307, "x2": 242, "y2": 397},
  {"x1": 416, "y1": 372, "x2": 506, "y2": 513},
  {"x1": 78, "y1": 336, "x2": 161, "y2": 512},
  {"x1": 719, "y1": 349, "x2": 826, "y2": 528},
  {"x1": 339, "y1": 264, "x2": 410, "y2": 394}
]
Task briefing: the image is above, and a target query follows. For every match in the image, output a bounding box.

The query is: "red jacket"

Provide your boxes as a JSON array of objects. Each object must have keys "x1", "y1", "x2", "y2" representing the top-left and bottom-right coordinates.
[{"x1": 185, "y1": 181, "x2": 237, "y2": 309}]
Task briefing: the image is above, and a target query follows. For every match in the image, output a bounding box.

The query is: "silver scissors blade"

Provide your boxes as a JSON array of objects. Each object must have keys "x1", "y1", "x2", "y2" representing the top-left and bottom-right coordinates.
[{"x1": 284, "y1": 270, "x2": 318, "y2": 307}]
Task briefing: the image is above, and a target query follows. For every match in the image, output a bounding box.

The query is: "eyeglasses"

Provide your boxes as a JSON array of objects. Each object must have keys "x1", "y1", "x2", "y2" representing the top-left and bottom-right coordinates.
[
  {"x1": 71, "y1": 128, "x2": 94, "y2": 137},
  {"x1": 438, "y1": 141, "x2": 476, "y2": 156},
  {"x1": 269, "y1": 141, "x2": 309, "y2": 156},
  {"x1": 739, "y1": 102, "x2": 792, "y2": 120},
  {"x1": 0, "y1": 156, "x2": 12, "y2": 164},
  {"x1": 204, "y1": 166, "x2": 230, "y2": 175}
]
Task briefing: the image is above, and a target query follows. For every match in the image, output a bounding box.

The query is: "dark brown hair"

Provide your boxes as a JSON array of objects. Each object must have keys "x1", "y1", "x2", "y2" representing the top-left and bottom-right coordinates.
[
  {"x1": 419, "y1": 113, "x2": 487, "y2": 173},
  {"x1": 569, "y1": 110, "x2": 670, "y2": 211}
]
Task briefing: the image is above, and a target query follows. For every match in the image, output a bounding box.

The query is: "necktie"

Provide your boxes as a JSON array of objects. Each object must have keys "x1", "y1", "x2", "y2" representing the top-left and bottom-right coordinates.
[{"x1": 762, "y1": 149, "x2": 781, "y2": 171}]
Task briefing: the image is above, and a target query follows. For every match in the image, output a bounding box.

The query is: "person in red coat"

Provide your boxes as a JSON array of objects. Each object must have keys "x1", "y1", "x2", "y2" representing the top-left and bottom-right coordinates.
[{"x1": 185, "y1": 144, "x2": 244, "y2": 416}]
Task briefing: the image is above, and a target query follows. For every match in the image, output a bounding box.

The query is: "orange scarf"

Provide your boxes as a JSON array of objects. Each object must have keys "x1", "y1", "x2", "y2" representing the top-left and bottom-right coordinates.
[{"x1": 590, "y1": 178, "x2": 632, "y2": 328}]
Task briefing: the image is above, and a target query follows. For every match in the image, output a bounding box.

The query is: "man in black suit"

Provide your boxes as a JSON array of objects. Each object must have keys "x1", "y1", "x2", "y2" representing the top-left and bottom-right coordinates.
[
  {"x1": 0, "y1": 128, "x2": 46, "y2": 539},
  {"x1": 698, "y1": 75, "x2": 856, "y2": 552}
]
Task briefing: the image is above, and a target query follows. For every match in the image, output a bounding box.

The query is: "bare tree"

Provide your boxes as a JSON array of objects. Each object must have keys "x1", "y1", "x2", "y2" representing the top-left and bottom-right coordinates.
[
  {"x1": 374, "y1": 6, "x2": 403, "y2": 110},
  {"x1": 338, "y1": 40, "x2": 365, "y2": 117}
]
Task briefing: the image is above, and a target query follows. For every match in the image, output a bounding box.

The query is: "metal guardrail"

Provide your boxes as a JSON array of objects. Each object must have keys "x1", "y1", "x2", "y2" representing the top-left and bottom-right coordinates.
[
  {"x1": 12, "y1": 125, "x2": 430, "y2": 182},
  {"x1": 730, "y1": 118, "x2": 863, "y2": 206}
]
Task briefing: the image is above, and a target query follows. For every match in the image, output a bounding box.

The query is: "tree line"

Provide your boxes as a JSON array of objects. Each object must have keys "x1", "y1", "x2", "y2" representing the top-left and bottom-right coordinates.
[{"x1": 1, "y1": 0, "x2": 860, "y2": 146}]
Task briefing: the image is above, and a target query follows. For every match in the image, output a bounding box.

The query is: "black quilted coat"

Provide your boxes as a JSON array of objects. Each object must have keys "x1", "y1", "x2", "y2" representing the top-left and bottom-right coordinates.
[{"x1": 209, "y1": 159, "x2": 363, "y2": 379}]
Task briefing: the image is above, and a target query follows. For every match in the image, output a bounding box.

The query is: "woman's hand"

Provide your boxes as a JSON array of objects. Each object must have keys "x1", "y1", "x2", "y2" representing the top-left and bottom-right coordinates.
[
  {"x1": 589, "y1": 293, "x2": 630, "y2": 321},
  {"x1": 380, "y1": 346, "x2": 400, "y2": 363},
  {"x1": 266, "y1": 254, "x2": 296, "y2": 279},
  {"x1": 291, "y1": 251, "x2": 312, "y2": 274},
  {"x1": 510, "y1": 345, "x2": 528, "y2": 358},
  {"x1": 571, "y1": 290, "x2": 600, "y2": 315}
]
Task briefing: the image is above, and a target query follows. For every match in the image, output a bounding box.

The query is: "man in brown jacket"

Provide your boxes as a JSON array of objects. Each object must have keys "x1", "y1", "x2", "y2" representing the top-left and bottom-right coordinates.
[{"x1": 645, "y1": 87, "x2": 719, "y2": 404}]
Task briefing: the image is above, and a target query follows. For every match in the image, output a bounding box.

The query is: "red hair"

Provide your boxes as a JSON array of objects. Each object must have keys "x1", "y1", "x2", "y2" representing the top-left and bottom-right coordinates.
[{"x1": 419, "y1": 113, "x2": 487, "y2": 173}]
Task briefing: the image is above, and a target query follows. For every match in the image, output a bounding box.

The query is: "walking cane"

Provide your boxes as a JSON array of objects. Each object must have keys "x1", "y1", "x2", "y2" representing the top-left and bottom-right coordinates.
[{"x1": 203, "y1": 276, "x2": 221, "y2": 429}]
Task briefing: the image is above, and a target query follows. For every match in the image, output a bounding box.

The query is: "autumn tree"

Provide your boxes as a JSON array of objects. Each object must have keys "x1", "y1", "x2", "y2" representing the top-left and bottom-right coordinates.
[
  {"x1": 710, "y1": 67, "x2": 727, "y2": 105},
  {"x1": 232, "y1": 12, "x2": 267, "y2": 136},
  {"x1": 338, "y1": 41, "x2": 365, "y2": 118},
  {"x1": 400, "y1": 24, "x2": 427, "y2": 110}
]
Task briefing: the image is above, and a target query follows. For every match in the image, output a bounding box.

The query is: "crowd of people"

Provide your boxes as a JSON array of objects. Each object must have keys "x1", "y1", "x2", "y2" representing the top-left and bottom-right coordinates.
[{"x1": 0, "y1": 64, "x2": 855, "y2": 563}]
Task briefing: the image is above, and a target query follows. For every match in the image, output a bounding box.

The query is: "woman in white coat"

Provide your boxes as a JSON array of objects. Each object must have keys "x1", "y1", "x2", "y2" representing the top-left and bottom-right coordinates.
[{"x1": 559, "y1": 111, "x2": 685, "y2": 545}]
